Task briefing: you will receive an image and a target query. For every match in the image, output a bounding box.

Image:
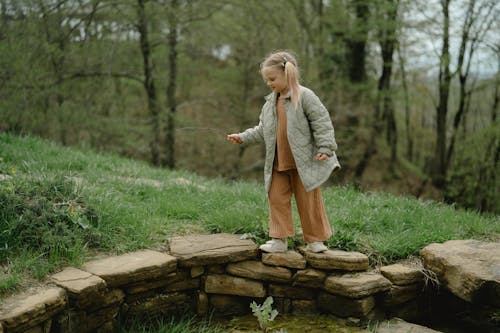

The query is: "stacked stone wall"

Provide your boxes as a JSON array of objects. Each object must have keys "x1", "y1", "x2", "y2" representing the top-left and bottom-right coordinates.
[{"x1": 0, "y1": 234, "x2": 430, "y2": 332}]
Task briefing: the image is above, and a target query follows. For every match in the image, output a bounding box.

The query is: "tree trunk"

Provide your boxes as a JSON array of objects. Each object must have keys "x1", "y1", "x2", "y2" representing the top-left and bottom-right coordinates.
[
  {"x1": 493, "y1": 54, "x2": 500, "y2": 123},
  {"x1": 137, "y1": 0, "x2": 161, "y2": 166},
  {"x1": 432, "y1": 0, "x2": 451, "y2": 187},
  {"x1": 380, "y1": 0, "x2": 399, "y2": 170},
  {"x1": 397, "y1": 41, "x2": 412, "y2": 161},
  {"x1": 164, "y1": 0, "x2": 178, "y2": 169},
  {"x1": 355, "y1": 0, "x2": 398, "y2": 177},
  {"x1": 346, "y1": 0, "x2": 368, "y2": 83}
]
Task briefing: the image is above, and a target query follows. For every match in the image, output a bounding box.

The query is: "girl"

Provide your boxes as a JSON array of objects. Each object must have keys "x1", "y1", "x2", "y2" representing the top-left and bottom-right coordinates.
[{"x1": 227, "y1": 50, "x2": 340, "y2": 253}]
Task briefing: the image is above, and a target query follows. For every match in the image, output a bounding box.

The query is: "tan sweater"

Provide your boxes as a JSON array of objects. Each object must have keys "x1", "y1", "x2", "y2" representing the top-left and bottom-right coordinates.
[{"x1": 274, "y1": 95, "x2": 296, "y2": 171}]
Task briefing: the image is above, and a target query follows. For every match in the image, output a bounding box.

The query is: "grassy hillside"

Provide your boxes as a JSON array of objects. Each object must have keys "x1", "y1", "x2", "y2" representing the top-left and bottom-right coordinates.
[{"x1": 0, "y1": 133, "x2": 498, "y2": 298}]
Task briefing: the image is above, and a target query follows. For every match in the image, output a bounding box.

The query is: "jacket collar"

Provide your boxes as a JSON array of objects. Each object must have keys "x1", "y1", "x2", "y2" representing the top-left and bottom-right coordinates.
[{"x1": 264, "y1": 90, "x2": 292, "y2": 102}]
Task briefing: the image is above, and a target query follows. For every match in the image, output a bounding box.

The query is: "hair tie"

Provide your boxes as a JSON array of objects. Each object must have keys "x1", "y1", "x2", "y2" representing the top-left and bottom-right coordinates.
[{"x1": 282, "y1": 56, "x2": 288, "y2": 68}]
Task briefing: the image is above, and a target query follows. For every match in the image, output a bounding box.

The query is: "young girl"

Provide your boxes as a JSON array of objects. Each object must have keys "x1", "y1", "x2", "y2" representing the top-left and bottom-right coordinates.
[{"x1": 227, "y1": 50, "x2": 340, "y2": 253}]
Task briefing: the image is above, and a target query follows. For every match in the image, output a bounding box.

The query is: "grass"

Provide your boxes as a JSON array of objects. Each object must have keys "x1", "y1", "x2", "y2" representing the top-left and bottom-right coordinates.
[
  {"x1": 121, "y1": 315, "x2": 226, "y2": 333},
  {"x1": 0, "y1": 133, "x2": 499, "y2": 298}
]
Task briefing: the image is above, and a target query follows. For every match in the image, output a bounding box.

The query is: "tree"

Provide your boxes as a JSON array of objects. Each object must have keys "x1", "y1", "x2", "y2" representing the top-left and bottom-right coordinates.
[
  {"x1": 137, "y1": 0, "x2": 161, "y2": 166},
  {"x1": 432, "y1": 0, "x2": 499, "y2": 187},
  {"x1": 375, "y1": 0, "x2": 400, "y2": 170},
  {"x1": 346, "y1": 0, "x2": 369, "y2": 83}
]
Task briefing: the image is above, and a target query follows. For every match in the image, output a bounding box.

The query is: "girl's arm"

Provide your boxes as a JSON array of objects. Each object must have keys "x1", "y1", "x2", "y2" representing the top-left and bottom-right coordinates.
[
  {"x1": 235, "y1": 108, "x2": 265, "y2": 145},
  {"x1": 302, "y1": 90, "x2": 338, "y2": 157}
]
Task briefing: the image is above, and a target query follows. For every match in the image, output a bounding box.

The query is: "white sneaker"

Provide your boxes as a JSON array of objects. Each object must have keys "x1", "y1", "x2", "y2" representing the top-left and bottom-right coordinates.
[
  {"x1": 259, "y1": 239, "x2": 287, "y2": 253},
  {"x1": 306, "y1": 242, "x2": 328, "y2": 253}
]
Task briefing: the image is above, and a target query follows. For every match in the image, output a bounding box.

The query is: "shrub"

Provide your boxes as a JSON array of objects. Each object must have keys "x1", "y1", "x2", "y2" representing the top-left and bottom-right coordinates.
[{"x1": 0, "y1": 175, "x2": 101, "y2": 262}]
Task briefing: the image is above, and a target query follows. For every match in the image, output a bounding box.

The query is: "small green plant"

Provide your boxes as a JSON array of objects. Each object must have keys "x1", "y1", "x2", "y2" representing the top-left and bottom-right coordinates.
[{"x1": 250, "y1": 296, "x2": 280, "y2": 333}]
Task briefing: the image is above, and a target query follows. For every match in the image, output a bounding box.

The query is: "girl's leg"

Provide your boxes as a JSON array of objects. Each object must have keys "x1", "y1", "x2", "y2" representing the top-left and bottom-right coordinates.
[
  {"x1": 268, "y1": 169, "x2": 295, "y2": 239},
  {"x1": 290, "y1": 169, "x2": 332, "y2": 243}
]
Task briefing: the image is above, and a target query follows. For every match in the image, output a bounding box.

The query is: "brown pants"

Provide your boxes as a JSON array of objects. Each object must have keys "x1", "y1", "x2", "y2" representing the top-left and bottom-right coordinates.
[{"x1": 268, "y1": 169, "x2": 332, "y2": 242}]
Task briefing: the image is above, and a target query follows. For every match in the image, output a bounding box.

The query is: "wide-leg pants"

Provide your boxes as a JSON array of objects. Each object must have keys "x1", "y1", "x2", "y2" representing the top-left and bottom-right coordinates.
[{"x1": 268, "y1": 169, "x2": 332, "y2": 242}]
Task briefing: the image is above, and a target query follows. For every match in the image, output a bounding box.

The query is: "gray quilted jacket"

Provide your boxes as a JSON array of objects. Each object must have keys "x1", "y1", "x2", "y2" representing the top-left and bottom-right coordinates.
[{"x1": 239, "y1": 86, "x2": 340, "y2": 192}]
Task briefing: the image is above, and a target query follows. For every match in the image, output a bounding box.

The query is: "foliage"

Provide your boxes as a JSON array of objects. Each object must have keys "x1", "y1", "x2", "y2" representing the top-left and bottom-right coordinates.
[
  {"x1": 445, "y1": 124, "x2": 499, "y2": 214},
  {"x1": 0, "y1": 0, "x2": 499, "y2": 213},
  {"x1": 120, "y1": 315, "x2": 225, "y2": 333},
  {"x1": 250, "y1": 296, "x2": 280, "y2": 333},
  {"x1": 0, "y1": 175, "x2": 101, "y2": 263}
]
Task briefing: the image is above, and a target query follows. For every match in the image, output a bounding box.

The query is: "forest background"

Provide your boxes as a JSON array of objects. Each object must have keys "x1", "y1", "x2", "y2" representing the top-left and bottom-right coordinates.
[{"x1": 0, "y1": 0, "x2": 498, "y2": 214}]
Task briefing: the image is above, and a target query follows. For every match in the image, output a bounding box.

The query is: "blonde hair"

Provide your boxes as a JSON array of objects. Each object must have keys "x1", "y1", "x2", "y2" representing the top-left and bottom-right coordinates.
[{"x1": 261, "y1": 50, "x2": 301, "y2": 107}]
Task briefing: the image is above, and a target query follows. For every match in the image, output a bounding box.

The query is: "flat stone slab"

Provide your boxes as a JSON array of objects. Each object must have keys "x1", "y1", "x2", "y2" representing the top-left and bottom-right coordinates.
[
  {"x1": 0, "y1": 287, "x2": 66, "y2": 332},
  {"x1": 168, "y1": 233, "x2": 258, "y2": 267},
  {"x1": 300, "y1": 248, "x2": 369, "y2": 271},
  {"x1": 50, "y1": 267, "x2": 107, "y2": 308},
  {"x1": 318, "y1": 292, "x2": 375, "y2": 317},
  {"x1": 324, "y1": 272, "x2": 392, "y2": 298},
  {"x1": 226, "y1": 260, "x2": 292, "y2": 283},
  {"x1": 83, "y1": 249, "x2": 177, "y2": 287},
  {"x1": 420, "y1": 239, "x2": 500, "y2": 306},
  {"x1": 375, "y1": 318, "x2": 443, "y2": 333},
  {"x1": 293, "y1": 268, "x2": 327, "y2": 288},
  {"x1": 262, "y1": 251, "x2": 307, "y2": 269},
  {"x1": 380, "y1": 264, "x2": 423, "y2": 285},
  {"x1": 205, "y1": 274, "x2": 265, "y2": 297}
]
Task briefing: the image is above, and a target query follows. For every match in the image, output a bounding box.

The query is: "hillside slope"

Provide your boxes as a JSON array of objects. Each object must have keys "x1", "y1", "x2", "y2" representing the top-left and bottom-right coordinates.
[{"x1": 0, "y1": 133, "x2": 498, "y2": 297}]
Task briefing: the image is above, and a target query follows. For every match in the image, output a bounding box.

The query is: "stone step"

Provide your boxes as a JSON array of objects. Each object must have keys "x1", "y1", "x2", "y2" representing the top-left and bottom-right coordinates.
[
  {"x1": 299, "y1": 247, "x2": 370, "y2": 271},
  {"x1": 168, "y1": 233, "x2": 258, "y2": 267},
  {"x1": 0, "y1": 287, "x2": 66, "y2": 333},
  {"x1": 420, "y1": 239, "x2": 500, "y2": 307},
  {"x1": 83, "y1": 249, "x2": 177, "y2": 288}
]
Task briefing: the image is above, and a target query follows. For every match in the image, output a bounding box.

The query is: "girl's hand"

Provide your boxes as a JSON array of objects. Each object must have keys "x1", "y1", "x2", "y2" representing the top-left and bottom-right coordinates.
[
  {"x1": 227, "y1": 134, "x2": 243, "y2": 144},
  {"x1": 316, "y1": 153, "x2": 329, "y2": 161}
]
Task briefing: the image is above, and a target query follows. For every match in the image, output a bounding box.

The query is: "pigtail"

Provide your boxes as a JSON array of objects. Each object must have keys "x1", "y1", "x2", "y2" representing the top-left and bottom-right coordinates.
[{"x1": 284, "y1": 61, "x2": 300, "y2": 108}]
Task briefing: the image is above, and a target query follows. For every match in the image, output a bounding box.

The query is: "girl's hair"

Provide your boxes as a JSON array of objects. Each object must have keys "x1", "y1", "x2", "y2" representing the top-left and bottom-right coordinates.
[{"x1": 261, "y1": 50, "x2": 301, "y2": 107}]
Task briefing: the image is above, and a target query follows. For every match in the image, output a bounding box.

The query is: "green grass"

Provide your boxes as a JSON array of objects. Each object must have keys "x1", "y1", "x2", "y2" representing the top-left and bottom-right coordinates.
[
  {"x1": 121, "y1": 316, "x2": 226, "y2": 333},
  {"x1": 0, "y1": 133, "x2": 499, "y2": 296}
]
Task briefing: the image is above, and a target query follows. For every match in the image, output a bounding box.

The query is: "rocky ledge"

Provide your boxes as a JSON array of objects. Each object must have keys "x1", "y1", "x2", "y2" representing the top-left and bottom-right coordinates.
[{"x1": 0, "y1": 234, "x2": 498, "y2": 333}]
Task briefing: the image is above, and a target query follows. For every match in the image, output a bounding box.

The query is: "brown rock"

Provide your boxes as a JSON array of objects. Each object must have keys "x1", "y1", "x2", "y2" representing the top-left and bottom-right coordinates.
[
  {"x1": 380, "y1": 264, "x2": 423, "y2": 285},
  {"x1": 379, "y1": 283, "x2": 421, "y2": 306},
  {"x1": 126, "y1": 292, "x2": 192, "y2": 316},
  {"x1": 292, "y1": 299, "x2": 317, "y2": 314},
  {"x1": 261, "y1": 251, "x2": 306, "y2": 269},
  {"x1": 209, "y1": 294, "x2": 249, "y2": 316},
  {"x1": 86, "y1": 305, "x2": 121, "y2": 332},
  {"x1": 164, "y1": 278, "x2": 200, "y2": 292},
  {"x1": 375, "y1": 318, "x2": 443, "y2": 333},
  {"x1": 273, "y1": 297, "x2": 292, "y2": 314},
  {"x1": 420, "y1": 239, "x2": 500, "y2": 306},
  {"x1": 125, "y1": 279, "x2": 169, "y2": 295},
  {"x1": 83, "y1": 250, "x2": 177, "y2": 287},
  {"x1": 191, "y1": 266, "x2": 204, "y2": 278},
  {"x1": 93, "y1": 289, "x2": 125, "y2": 310},
  {"x1": 53, "y1": 310, "x2": 86, "y2": 333},
  {"x1": 23, "y1": 320, "x2": 51, "y2": 333},
  {"x1": 207, "y1": 265, "x2": 226, "y2": 274},
  {"x1": 169, "y1": 233, "x2": 258, "y2": 267},
  {"x1": 205, "y1": 274, "x2": 265, "y2": 297},
  {"x1": 50, "y1": 267, "x2": 107, "y2": 308},
  {"x1": 197, "y1": 291, "x2": 209, "y2": 316},
  {"x1": 324, "y1": 272, "x2": 391, "y2": 298},
  {"x1": 318, "y1": 292, "x2": 375, "y2": 317},
  {"x1": 268, "y1": 284, "x2": 315, "y2": 300},
  {"x1": 226, "y1": 260, "x2": 291, "y2": 283},
  {"x1": 0, "y1": 287, "x2": 67, "y2": 332},
  {"x1": 293, "y1": 269, "x2": 327, "y2": 288},
  {"x1": 301, "y1": 248, "x2": 369, "y2": 271}
]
